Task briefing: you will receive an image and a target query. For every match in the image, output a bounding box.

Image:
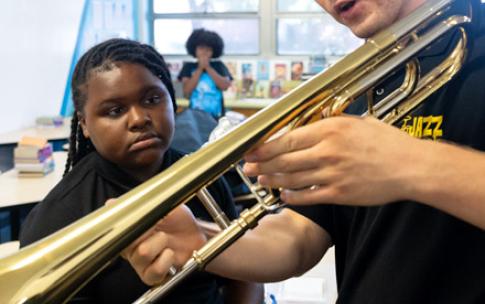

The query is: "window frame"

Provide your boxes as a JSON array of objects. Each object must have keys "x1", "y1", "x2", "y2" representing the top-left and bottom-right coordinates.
[
  {"x1": 146, "y1": 0, "x2": 357, "y2": 58},
  {"x1": 149, "y1": 0, "x2": 262, "y2": 56}
]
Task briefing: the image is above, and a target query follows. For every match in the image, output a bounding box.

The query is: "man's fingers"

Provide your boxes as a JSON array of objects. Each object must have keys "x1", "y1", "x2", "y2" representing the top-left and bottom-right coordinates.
[
  {"x1": 256, "y1": 167, "x2": 334, "y2": 189},
  {"x1": 121, "y1": 225, "x2": 161, "y2": 260},
  {"x1": 105, "y1": 198, "x2": 117, "y2": 206},
  {"x1": 141, "y1": 248, "x2": 176, "y2": 286},
  {"x1": 128, "y1": 231, "x2": 169, "y2": 271},
  {"x1": 122, "y1": 207, "x2": 189, "y2": 259},
  {"x1": 154, "y1": 205, "x2": 194, "y2": 231},
  {"x1": 243, "y1": 143, "x2": 330, "y2": 177},
  {"x1": 280, "y1": 186, "x2": 337, "y2": 205},
  {"x1": 120, "y1": 205, "x2": 205, "y2": 286},
  {"x1": 245, "y1": 124, "x2": 322, "y2": 163}
]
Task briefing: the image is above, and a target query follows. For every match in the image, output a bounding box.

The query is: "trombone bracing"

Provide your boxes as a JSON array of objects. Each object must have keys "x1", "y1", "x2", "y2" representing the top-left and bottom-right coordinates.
[{"x1": 0, "y1": 0, "x2": 473, "y2": 303}]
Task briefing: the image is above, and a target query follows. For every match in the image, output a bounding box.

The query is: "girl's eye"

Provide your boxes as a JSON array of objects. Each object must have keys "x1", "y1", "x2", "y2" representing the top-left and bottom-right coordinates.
[
  {"x1": 107, "y1": 106, "x2": 124, "y2": 117},
  {"x1": 145, "y1": 95, "x2": 162, "y2": 105}
]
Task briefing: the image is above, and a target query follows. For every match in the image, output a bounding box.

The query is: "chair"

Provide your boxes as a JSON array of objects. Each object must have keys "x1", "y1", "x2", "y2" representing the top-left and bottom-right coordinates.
[
  {"x1": 171, "y1": 108, "x2": 218, "y2": 154},
  {"x1": 172, "y1": 109, "x2": 256, "y2": 208}
]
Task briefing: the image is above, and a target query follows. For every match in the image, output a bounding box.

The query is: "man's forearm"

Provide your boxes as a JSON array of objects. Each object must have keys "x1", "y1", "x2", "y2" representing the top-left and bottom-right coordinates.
[
  {"x1": 205, "y1": 209, "x2": 331, "y2": 282},
  {"x1": 409, "y1": 140, "x2": 485, "y2": 229}
]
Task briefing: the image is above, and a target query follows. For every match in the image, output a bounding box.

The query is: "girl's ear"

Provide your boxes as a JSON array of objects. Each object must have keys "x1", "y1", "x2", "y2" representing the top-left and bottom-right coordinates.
[{"x1": 77, "y1": 112, "x2": 90, "y2": 138}]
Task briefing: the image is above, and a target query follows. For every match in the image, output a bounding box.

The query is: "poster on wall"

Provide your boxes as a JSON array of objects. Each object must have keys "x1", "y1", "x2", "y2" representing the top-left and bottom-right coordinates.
[
  {"x1": 241, "y1": 62, "x2": 255, "y2": 98},
  {"x1": 291, "y1": 61, "x2": 304, "y2": 81},
  {"x1": 272, "y1": 62, "x2": 289, "y2": 81},
  {"x1": 257, "y1": 60, "x2": 270, "y2": 81},
  {"x1": 167, "y1": 61, "x2": 183, "y2": 81}
]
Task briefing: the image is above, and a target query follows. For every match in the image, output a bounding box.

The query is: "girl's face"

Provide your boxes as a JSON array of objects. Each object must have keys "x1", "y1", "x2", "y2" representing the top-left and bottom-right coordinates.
[
  {"x1": 79, "y1": 62, "x2": 174, "y2": 181},
  {"x1": 195, "y1": 45, "x2": 213, "y2": 59}
]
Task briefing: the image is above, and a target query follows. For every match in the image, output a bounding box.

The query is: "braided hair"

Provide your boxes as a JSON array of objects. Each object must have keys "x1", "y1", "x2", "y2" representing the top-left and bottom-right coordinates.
[
  {"x1": 64, "y1": 38, "x2": 176, "y2": 176},
  {"x1": 185, "y1": 28, "x2": 224, "y2": 58}
]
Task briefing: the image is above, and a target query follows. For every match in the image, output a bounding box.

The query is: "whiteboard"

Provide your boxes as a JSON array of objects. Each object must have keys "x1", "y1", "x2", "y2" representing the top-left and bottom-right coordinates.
[{"x1": 0, "y1": 0, "x2": 84, "y2": 134}]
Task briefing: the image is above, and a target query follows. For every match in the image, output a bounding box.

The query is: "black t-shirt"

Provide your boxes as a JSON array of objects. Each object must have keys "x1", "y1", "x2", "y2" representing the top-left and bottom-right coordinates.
[
  {"x1": 292, "y1": 3, "x2": 485, "y2": 304},
  {"x1": 19, "y1": 148, "x2": 237, "y2": 304},
  {"x1": 177, "y1": 60, "x2": 232, "y2": 118}
]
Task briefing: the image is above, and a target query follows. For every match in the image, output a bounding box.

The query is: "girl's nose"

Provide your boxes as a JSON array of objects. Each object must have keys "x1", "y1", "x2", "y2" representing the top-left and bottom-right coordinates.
[{"x1": 128, "y1": 106, "x2": 151, "y2": 129}]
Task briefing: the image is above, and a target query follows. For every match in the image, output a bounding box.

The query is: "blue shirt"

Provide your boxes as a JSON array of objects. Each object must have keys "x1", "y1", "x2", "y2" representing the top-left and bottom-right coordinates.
[{"x1": 178, "y1": 60, "x2": 232, "y2": 118}]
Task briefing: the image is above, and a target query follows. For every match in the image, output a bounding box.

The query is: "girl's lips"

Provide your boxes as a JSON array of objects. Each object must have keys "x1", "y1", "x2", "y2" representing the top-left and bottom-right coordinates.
[{"x1": 129, "y1": 136, "x2": 161, "y2": 152}]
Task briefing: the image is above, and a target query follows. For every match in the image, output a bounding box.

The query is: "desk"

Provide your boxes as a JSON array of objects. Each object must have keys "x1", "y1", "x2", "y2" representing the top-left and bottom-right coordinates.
[
  {"x1": 0, "y1": 152, "x2": 66, "y2": 240},
  {"x1": 0, "y1": 117, "x2": 71, "y2": 145},
  {"x1": 0, "y1": 152, "x2": 66, "y2": 207}
]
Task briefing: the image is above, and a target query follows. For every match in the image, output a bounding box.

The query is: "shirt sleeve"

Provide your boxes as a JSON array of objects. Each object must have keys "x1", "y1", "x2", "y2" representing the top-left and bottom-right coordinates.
[
  {"x1": 177, "y1": 62, "x2": 194, "y2": 81},
  {"x1": 288, "y1": 204, "x2": 336, "y2": 241},
  {"x1": 19, "y1": 193, "x2": 83, "y2": 247},
  {"x1": 18, "y1": 205, "x2": 44, "y2": 247},
  {"x1": 211, "y1": 61, "x2": 233, "y2": 81},
  {"x1": 19, "y1": 161, "x2": 110, "y2": 247},
  {"x1": 18, "y1": 185, "x2": 98, "y2": 303}
]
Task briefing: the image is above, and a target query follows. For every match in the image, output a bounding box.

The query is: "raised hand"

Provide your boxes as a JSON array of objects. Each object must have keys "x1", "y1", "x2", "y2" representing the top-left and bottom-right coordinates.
[{"x1": 198, "y1": 55, "x2": 210, "y2": 70}]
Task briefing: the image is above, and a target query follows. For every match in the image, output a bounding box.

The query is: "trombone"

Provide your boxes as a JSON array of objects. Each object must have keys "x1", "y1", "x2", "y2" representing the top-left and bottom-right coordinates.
[{"x1": 0, "y1": 0, "x2": 473, "y2": 303}]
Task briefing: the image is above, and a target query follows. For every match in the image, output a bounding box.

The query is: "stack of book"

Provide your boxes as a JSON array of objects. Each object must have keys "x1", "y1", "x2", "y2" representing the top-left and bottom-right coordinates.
[
  {"x1": 14, "y1": 136, "x2": 54, "y2": 177},
  {"x1": 35, "y1": 115, "x2": 64, "y2": 127}
]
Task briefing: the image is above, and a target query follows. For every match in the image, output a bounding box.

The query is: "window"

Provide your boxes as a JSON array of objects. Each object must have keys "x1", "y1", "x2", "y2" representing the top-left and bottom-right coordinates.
[
  {"x1": 277, "y1": 0, "x2": 323, "y2": 12},
  {"x1": 154, "y1": 0, "x2": 259, "y2": 13},
  {"x1": 275, "y1": 0, "x2": 362, "y2": 56},
  {"x1": 277, "y1": 16, "x2": 362, "y2": 56},
  {"x1": 152, "y1": 0, "x2": 260, "y2": 55},
  {"x1": 149, "y1": 0, "x2": 362, "y2": 57}
]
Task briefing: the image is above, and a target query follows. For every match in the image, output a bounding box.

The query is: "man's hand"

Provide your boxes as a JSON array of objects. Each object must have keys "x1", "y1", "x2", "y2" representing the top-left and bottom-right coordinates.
[
  {"x1": 243, "y1": 116, "x2": 424, "y2": 206},
  {"x1": 106, "y1": 200, "x2": 207, "y2": 286}
]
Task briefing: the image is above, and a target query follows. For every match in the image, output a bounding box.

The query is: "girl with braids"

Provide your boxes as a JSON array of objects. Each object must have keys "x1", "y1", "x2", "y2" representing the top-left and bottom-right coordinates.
[{"x1": 19, "y1": 38, "x2": 262, "y2": 304}]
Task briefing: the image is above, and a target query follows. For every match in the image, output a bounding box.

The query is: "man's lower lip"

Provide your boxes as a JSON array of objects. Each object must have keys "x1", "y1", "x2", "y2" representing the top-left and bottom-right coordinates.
[{"x1": 130, "y1": 138, "x2": 161, "y2": 151}]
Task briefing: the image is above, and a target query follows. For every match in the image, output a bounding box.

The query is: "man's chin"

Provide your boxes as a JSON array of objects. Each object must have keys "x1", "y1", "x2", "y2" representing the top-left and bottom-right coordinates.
[{"x1": 350, "y1": 23, "x2": 380, "y2": 39}]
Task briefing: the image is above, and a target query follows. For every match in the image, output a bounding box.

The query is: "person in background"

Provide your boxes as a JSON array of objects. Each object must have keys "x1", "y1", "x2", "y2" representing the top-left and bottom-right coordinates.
[
  {"x1": 178, "y1": 28, "x2": 232, "y2": 119},
  {"x1": 19, "y1": 38, "x2": 262, "y2": 304},
  {"x1": 124, "y1": 0, "x2": 485, "y2": 303}
]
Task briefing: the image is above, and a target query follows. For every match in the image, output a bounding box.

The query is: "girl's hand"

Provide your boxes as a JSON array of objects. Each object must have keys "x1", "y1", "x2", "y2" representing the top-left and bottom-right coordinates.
[{"x1": 198, "y1": 55, "x2": 210, "y2": 70}]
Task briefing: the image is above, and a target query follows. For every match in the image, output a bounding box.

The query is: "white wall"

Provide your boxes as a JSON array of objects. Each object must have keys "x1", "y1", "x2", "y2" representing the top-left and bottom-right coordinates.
[{"x1": 0, "y1": 0, "x2": 84, "y2": 134}]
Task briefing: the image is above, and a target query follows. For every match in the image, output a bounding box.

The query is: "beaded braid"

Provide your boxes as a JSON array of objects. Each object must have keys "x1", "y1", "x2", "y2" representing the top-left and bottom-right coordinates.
[{"x1": 63, "y1": 38, "x2": 176, "y2": 176}]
